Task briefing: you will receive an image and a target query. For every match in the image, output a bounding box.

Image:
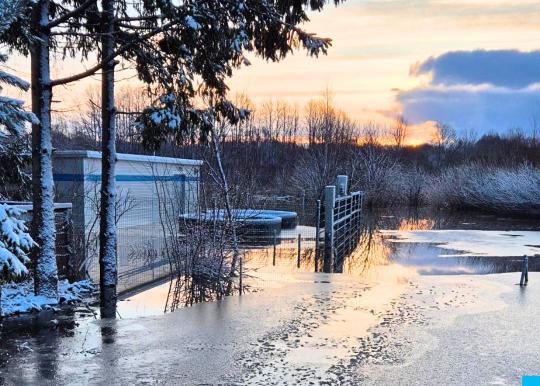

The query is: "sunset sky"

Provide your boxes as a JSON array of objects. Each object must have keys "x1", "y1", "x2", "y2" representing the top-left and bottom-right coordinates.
[
  {"x1": 230, "y1": 0, "x2": 540, "y2": 143},
  {"x1": 7, "y1": 0, "x2": 540, "y2": 144}
]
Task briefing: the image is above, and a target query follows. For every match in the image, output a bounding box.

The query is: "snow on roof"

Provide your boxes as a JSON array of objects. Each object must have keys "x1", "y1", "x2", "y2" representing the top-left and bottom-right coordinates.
[{"x1": 53, "y1": 150, "x2": 203, "y2": 166}]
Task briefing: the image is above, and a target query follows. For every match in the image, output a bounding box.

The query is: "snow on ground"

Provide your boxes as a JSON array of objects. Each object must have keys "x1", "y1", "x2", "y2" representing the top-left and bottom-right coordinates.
[
  {"x1": 381, "y1": 229, "x2": 540, "y2": 257},
  {"x1": 1, "y1": 279, "x2": 95, "y2": 316}
]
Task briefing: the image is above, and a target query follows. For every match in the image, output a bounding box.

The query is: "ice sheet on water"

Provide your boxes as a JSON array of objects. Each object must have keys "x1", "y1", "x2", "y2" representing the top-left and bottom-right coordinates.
[{"x1": 382, "y1": 229, "x2": 540, "y2": 257}]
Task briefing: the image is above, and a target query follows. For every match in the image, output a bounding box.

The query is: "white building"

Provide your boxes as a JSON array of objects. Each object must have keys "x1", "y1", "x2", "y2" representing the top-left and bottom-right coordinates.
[{"x1": 53, "y1": 150, "x2": 203, "y2": 289}]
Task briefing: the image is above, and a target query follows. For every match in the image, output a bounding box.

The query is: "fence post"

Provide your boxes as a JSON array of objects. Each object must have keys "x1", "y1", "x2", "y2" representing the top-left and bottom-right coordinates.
[
  {"x1": 520, "y1": 255, "x2": 529, "y2": 286},
  {"x1": 315, "y1": 199, "x2": 321, "y2": 272},
  {"x1": 323, "y1": 185, "x2": 336, "y2": 273},
  {"x1": 272, "y1": 229, "x2": 277, "y2": 266},
  {"x1": 239, "y1": 254, "x2": 243, "y2": 295},
  {"x1": 336, "y1": 175, "x2": 348, "y2": 196},
  {"x1": 297, "y1": 233, "x2": 301, "y2": 268}
]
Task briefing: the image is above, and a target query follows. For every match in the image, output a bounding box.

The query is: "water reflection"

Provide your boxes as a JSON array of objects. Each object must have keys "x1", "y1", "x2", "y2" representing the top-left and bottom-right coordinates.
[
  {"x1": 351, "y1": 208, "x2": 540, "y2": 276},
  {"x1": 117, "y1": 208, "x2": 540, "y2": 318},
  {"x1": 165, "y1": 274, "x2": 236, "y2": 312}
]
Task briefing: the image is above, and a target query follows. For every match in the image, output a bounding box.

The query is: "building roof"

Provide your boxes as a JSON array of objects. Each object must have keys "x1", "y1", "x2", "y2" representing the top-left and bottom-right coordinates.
[{"x1": 53, "y1": 150, "x2": 203, "y2": 166}]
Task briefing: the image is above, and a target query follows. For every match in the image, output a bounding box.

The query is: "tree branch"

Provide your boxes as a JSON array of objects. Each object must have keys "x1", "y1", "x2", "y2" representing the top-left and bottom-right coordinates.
[
  {"x1": 51, "y1": 21, "x2": 174, "y2": 87},
  {"x1": 46, "y1": 0, "x2": 97, "y2": 30}
]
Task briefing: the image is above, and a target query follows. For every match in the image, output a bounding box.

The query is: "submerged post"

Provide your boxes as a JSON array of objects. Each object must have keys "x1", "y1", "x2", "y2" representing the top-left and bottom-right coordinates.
[
  {"x1": 272, "y1": 229, "x2": 277, "y2": 266},
  {"x1": 323, "y1": 185, "x2": 336, "y2": 273},
  {"x1": 315, "y1": 199, "x2": 321, "y2": 272},
  {"x1": 297, "y1": 233, "x2": 301, "y2": 268},
  {"x1": 520, "y1": 255, "x2": 529, "y2": 286}
]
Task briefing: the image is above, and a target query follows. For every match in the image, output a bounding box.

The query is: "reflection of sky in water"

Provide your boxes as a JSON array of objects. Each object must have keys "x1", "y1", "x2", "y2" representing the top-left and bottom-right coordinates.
[
  {"x1": 380, "y1": 216, "x2": 540, "y2": 275},
  {"x1": 119, "y1": 209, "x2": 540, "y2": 317},
  {"x1": 386, "y1": 243, "x2": 516, "y2": 275}
]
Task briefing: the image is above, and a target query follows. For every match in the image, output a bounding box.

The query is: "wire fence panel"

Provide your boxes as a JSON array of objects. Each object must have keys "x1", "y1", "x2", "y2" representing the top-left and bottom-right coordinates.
[{"x1": 82, "y1": 197, "x2": 173, "y2": 293}]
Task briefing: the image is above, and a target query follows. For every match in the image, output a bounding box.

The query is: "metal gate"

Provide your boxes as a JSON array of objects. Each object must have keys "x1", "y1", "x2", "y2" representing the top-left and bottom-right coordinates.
[{"x1": 322, "y1": 175, "x2": 363, "y2": 273}]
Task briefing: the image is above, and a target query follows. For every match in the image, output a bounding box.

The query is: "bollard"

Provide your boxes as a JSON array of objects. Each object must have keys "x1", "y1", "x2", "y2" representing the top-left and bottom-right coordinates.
[
  {"x1": 520, "y1": 255, "x2": 529, "y2": 286},
  {"x1": 297, "y1": 234, "x2": 301, "y2": 268},
  {"x1": 272, "y1": 229, "x2": 277, "y2": 266}
]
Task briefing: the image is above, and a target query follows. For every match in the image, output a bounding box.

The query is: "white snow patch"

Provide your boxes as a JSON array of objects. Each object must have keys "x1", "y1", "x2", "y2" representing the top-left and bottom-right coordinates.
[{"x1": 1, "y1": 279, "x2": 95, "y2": 316}]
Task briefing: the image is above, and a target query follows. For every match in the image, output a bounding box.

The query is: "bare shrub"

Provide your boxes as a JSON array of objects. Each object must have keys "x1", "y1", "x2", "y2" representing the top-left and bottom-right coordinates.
[
  {"x1": 350, "y1": 146, "x2": 402, "y2": 207},
  {"x1": 290, "y1": 146, "x2": 341, "y2": 199},
  {"x1": 429, "y1": 163, "x2": 540, "y2": 215}
]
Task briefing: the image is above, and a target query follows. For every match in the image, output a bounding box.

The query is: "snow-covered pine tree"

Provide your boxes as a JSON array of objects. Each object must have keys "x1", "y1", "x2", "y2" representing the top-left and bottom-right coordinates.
[
  {"x1": 98, "y1": 0, "x2": 117, "y2": 318},
  {"x1": 0, "y1": 1, "x2": 35, "y2": 202},
  {"x1": 0, "y1": 0, "x2": 37, "y2": 138},
  {"x1": 0, "y1": 0, "x2": 37, "y2": 275},
  {"x1": 0, "y1": 1, "x2": 37, "y2": 310},
  {"x1": 0, "y1": 204, "x2": 35, "y2": 280},
  {"x1": 88, "y1": 0, "x2": 343, "y2": 317},
  {"x1": 1, "y1": 0, "x2": 103, "y2": 300}
]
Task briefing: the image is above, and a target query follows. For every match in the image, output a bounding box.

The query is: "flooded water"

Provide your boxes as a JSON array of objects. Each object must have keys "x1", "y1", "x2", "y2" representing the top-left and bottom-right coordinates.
[
  {"x1": 2, "y1": 208, "x2": 540, "y2": 385},
  {"x1": 363, "y1": 208, "x2": 540, "y2": 275},
  {"x1": 113, "y1": 208, "x2": 540, "y2": 318}
]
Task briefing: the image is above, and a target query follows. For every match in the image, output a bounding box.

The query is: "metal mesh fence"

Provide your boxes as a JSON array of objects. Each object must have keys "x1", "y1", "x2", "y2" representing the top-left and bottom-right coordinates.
[
  {"x1": 84, "y1": 198, "x2": 173, "y2": 293},
  {"x1": 81, "y1": 191, "x2": 366, "y2": 294},
  {"x1": 81, "y1": 197, "x2": 322, "y2": 292}
]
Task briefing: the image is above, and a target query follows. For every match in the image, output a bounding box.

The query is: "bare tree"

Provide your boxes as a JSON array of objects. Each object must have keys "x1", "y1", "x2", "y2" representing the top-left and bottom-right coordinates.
[
  {"x1": 434, "y1": 122, "x2": 457, "y2": 148},
  {"x1": 391, "y1": 115, "x2": 408, "y2": 148}
]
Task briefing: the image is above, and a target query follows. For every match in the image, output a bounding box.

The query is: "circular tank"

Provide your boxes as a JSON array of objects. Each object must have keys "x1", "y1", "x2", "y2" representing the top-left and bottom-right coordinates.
[{"x1": 179, "y1": 209, "x2": 298, "y2": 246}]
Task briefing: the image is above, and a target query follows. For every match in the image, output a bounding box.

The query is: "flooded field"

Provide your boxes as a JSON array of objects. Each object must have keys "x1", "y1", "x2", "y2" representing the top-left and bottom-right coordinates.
[
  {"x1": 113, "y1": 208, "x2": 540, "y2": 318},
  {"x1": 2, "y1": 208, "x2": 539, "y2": 385}
]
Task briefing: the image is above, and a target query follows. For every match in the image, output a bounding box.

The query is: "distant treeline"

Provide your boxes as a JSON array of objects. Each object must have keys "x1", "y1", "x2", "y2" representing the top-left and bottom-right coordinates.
[{"x1": 44, "y1": 86, "x2": 540, "y2": 217}]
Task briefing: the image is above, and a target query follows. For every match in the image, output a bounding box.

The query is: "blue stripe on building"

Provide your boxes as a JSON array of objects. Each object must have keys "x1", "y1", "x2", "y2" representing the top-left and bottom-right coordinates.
[{"x1": 54, "y1": 174, "x2": 199, "y2": 182}]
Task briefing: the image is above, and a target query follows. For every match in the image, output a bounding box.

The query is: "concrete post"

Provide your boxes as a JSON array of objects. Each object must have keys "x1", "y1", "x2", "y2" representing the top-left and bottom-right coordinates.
[
  {"x1": 324, "y1": 185, "x2": 336, "y2": 273},
  {"x1": 336, "y1": 175, "x2": 348, "y2": 196}
]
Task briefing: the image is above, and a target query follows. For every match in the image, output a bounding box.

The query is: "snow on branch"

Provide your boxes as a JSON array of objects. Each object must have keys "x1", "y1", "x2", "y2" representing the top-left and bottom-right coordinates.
[
  {"x1": 0, "y1": 204, "x2": 36, "y2": 279},
  {"x1": 0, "y1": 0, "x2": 37, "y2": 135}
]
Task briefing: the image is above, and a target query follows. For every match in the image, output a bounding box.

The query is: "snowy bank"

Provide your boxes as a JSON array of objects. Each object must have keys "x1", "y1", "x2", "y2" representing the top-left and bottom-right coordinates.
[{"x1": 1, "y1": 279, "x2": 95, "y2": 317}]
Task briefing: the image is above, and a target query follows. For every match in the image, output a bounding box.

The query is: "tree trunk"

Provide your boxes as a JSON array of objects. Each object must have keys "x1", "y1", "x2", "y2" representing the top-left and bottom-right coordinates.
[
  {"x1": 99, "y1": 0, "x2": 117, "y2": 318},
  {"x1": 31, "y1": 0, "x2": 58, "y2": 299}
]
